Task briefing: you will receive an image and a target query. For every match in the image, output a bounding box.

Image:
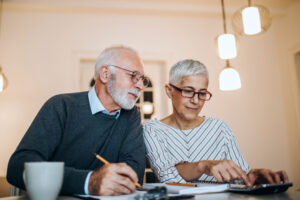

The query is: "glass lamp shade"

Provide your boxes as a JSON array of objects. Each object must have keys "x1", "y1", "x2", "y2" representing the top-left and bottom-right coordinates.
[
  {"x1": 0, "y1": 67, "x2": 8, "y2": 92},
  {"x1": 142, "y1": 101, "x2": 154, "y2": 115},
  {"x1": 232, "y1": 4, "x2": 272, "y2": 36},
  {"x1": 217, "y1": 33, "x2": 237, "y2": 60},
  {"x1": 242, "y1": 7, "x2": 261, "y2": 35},
  {"x1": 219, "y1": 65, "x2": 241, "y2": 91}
]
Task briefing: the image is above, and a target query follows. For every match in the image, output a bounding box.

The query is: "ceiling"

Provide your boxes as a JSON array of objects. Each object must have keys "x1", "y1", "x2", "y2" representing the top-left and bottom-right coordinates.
[
  {"x1": 3, "y1": 0, "x2": 299, "y2": 17},
  {"x1": 126, "y1": 0, "x2": 297, "y2": 9}
]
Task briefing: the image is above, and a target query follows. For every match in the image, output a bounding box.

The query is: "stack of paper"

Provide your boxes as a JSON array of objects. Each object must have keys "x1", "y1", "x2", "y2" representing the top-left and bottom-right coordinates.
[{"x1": 143, "y1": 183, "x2": 229, "y2": 195}]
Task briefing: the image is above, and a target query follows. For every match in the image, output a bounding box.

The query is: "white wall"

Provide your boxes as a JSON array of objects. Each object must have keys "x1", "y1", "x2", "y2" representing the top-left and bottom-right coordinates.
[{"x1": 0, "y1": 0, "x2": 299, "y2": 189}]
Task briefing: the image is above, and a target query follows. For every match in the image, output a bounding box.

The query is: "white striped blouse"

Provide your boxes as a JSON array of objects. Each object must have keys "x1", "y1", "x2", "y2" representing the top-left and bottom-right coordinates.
[{"x1": 143, "y1": 116, "x2": 250, "y2": 183}]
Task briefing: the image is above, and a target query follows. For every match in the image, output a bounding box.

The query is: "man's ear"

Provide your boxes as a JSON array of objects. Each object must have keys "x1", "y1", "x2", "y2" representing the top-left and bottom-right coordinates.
[
  {"x1": 165, "y1": 84, "x2": 172, "y2": 99},
  {"x1": 99, "y1": 66, "x2": 111, "y2": 83}
]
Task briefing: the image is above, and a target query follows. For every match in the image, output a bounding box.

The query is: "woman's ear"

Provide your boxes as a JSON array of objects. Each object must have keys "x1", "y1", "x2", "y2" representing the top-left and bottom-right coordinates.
[
  {"x1": 165, "y1": 84, "x2": 172, "y2": 99},
  {"x1": 99, "y1": 66, "x2": 111, "y2": 83}
]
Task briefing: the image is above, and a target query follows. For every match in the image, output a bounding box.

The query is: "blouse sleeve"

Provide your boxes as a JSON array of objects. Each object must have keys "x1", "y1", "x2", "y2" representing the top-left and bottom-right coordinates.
[
  {"x1": 222, "y1": 121, "x2": 251, "y2": 174},
  {"x1": 143, "y1": 122, "x2": 186, "y2": 183}
]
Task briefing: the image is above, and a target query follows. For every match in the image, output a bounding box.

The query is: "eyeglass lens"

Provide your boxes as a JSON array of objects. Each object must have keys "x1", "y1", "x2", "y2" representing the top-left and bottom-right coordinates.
[
  {"x1": 108, "y1": 65, "x2": 149, "y2": 87},
  {"x1": 182, "y1": 90, "x2": 211, "y2": 100},
  {"x1": 131, "y1": 71, "x2": 149, "y2": 87}
]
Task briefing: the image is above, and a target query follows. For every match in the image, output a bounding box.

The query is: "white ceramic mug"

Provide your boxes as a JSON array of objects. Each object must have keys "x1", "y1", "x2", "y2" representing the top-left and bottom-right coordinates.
[{"x1": 23, "y1": 162, "x2": 64, "y2": 200}]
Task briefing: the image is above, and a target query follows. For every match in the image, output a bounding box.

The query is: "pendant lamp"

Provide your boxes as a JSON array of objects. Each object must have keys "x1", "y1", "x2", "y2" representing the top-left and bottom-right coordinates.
[
  {"x1": 232, "y1": 0, "x2": 272, "y2": 36},
  {"x1": 219, "y1": 60, "x2": 241, "y2": 91},
  {"x1": 216, "y1": 0, "x2": 238, "y2": 60}
]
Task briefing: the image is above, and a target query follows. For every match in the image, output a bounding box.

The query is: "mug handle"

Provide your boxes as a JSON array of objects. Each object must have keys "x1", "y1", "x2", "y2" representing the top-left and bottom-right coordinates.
[{"x1": 23, "y1": 170, "x2": 27, "y2": 185}]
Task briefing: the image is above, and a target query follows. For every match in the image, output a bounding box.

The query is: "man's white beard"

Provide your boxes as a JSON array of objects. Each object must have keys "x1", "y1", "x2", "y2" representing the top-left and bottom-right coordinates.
[{"x1": 107, "y1": 76, "x2": 140, "y2": 110}]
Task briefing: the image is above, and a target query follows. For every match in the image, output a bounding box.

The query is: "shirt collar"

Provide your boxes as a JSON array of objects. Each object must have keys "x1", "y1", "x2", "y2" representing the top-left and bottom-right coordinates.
[{"x1": 88, "y1": 86, "x2": 120, "y2": 119}]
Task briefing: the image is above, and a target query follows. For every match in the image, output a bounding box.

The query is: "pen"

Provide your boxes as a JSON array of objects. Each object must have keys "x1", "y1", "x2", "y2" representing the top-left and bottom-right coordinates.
[
  {"x1": 166, "y1": 182, "x2": 197, "y2": 187},
  {"x1": 93, "y1": 153, "x2": 142, "y2": 188}
]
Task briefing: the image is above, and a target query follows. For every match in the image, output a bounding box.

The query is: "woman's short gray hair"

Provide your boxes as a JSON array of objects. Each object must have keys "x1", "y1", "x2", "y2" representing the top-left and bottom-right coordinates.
[
  {"x1": 169, "y1": 59, "x2": 209, "y2": 85},
  {"x1": 94, "y1": 46, "x2": 138, "y2": 78}
]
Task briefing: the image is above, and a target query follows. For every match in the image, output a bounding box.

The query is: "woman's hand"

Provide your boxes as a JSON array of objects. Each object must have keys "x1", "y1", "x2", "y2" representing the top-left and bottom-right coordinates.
[
  {"x1": 198, "y1": 160, "x2": 251, "y2": 186},
  {"x1": 175, "y1": 160, "x2": 251, "y2": 186},
  {"x1": 247, "y1": 168, "x2": 289, "y2": 185}
]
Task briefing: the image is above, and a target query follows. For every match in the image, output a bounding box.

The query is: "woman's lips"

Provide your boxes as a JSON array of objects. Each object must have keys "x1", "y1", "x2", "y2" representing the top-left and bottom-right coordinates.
[{"x1": 185, "y1": 106, "x2": 198, "y2": 111}]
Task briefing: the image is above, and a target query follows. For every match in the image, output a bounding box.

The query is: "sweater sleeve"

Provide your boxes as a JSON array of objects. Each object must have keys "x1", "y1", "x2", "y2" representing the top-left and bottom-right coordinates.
[
  {"x1": 6, "y1": 96, "x2": 89, "y2": 195},
  {"x1": 221, "y1": 121, "x2": 251, "y2": 174},
  {"x1": 118, "y1": 107, "x2": 146, "y2": 185},
  {"x1": 143, "y1": 122, "x2": 186, "y2": 183}
]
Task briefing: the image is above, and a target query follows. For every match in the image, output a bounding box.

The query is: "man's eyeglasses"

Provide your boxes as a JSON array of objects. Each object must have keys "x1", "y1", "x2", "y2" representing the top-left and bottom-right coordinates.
[
  {"x1": 107, "y1": 65, "x2": 150, "y2": 87},
  {"x1": 169, "y1": 84, "x2": 212, "y2": 101}
]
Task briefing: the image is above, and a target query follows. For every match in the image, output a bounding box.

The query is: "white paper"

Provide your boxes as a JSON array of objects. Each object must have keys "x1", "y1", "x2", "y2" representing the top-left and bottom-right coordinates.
[
  {"x1": 143, "y1": 183, "x2": 229, "y2": 195},
  {"x1": 76, "y1": 191, "x2": 146, "y2": 200}
]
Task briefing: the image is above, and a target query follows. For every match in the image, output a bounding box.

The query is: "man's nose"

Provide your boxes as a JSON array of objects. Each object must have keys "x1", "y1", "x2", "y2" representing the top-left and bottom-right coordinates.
[{"x1": 135, "y1": 78, "x2": 144, "y2": 90}]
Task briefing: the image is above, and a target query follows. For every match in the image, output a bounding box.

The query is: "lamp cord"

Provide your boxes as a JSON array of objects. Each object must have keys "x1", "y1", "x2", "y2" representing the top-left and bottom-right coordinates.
[
  {"x1": 221, "y1": 0, "x2": 227, "y2": 33},
  {"x1": 226, "y1": 60, "x2": 230, "y2": 68}
]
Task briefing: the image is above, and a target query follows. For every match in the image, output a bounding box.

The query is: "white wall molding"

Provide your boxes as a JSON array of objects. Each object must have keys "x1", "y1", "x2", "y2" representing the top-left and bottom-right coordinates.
[{"x1": 3, "y1": 0, "x2": 288, "y2": 18}]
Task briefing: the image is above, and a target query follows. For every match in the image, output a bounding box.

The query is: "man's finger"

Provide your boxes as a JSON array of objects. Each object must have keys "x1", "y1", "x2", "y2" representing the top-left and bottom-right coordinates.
[
  {"x1": 114, "y1": 175, "x2": 136, "y2": 193},
  {"x1": 111, "y1": 182, "x2": 133, "y2": 195},
  {"x1": 114, "y1": 163, "x2": 138, "y2": 183}
]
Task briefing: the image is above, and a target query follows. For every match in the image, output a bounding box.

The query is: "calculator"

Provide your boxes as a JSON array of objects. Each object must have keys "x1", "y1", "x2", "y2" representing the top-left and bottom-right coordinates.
[{"x1": 229, "y1": 182, "x2": 293, "y2": 194}]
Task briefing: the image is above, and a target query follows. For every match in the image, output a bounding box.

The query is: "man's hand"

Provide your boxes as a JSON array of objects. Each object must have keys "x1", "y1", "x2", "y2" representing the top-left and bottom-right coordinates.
[
  {"x1": 248, "y1": 168, "x2": 289, "y2": 185},
  {"x1": 88, "y1": 163, "x2": 138, "y2": 196},
  {"x1": 199, "y1": 160, "x2": 251, "y2": 186}
]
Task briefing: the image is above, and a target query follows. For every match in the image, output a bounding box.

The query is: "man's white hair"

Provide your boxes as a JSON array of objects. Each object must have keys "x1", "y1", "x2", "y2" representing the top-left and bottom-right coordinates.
[
  {"x1": 94, "y1": 46, "x2": 139, "y2": 78},
  {"x1": 169, "y1": 59, "x2": 209, "y2": 86}
]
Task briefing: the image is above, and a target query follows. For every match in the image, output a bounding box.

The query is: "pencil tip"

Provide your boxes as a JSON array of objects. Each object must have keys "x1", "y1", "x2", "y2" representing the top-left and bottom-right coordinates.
[{"x1": 93, "y1": 153, "x2": 97, "y2": 156}]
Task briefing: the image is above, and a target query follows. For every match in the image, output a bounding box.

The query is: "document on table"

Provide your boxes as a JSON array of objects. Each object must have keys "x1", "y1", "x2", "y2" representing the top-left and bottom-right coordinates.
[
  {"x1": 76, "y1": 191, "x2": 146, "y2": 200},
  {"x1": 144, "y1": 182, "x2": 294, "y2": 195},
  {"x1": 143, "y1": 182, "x2": 229, "y2": 195}
]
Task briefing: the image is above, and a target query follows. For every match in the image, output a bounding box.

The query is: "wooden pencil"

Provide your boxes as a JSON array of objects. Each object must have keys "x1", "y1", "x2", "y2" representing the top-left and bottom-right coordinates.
[{"x1": 166, "y1": 182, "x2": 197, "y2": 187}]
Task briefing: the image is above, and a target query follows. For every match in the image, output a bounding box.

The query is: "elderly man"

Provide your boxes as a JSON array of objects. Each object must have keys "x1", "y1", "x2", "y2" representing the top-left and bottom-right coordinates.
[{"x1": 7, "y1": 46, "x2": 148, "y2": 196}]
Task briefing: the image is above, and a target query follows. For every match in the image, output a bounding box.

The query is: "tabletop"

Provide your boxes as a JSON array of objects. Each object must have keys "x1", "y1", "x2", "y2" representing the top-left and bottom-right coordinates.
[
  {"x1": 193, "y1": 191, "x2": 300, "y2": 200},
  {"x1": 0, "y1": 191, "x2": 299, "y2": 200}
]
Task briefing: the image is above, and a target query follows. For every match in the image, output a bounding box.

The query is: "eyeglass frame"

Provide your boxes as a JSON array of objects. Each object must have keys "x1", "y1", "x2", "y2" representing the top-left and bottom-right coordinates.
[
  {"x1": 107, "y1": 64, "x2": 150, "y2": 87},
  {"x1": 169, "y1": 83, "x2": 212, "y2": 101}
]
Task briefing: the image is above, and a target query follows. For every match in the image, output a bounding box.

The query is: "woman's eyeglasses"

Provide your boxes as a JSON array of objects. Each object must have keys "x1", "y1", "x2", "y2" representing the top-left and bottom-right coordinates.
[{"x1": 169, "y1": 84, "x2": 212, "y2": 101}]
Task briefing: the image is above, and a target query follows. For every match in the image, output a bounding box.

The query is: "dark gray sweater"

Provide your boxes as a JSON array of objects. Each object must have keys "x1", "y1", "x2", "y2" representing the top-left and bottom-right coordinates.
[{"x1": 6, "y1": 91, "x2": 145, "y2": 195}]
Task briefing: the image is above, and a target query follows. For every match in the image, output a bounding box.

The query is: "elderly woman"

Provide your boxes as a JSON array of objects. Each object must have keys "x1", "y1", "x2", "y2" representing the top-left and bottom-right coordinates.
[{"x1": 143, "y1": 59, "x2": 289, "y2": 186}]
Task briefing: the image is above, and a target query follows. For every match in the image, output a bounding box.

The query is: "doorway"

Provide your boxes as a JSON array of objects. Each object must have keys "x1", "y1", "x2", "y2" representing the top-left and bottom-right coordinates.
[{"x1": 78, "y1": 58, "x2": 169, "y2": 122}]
